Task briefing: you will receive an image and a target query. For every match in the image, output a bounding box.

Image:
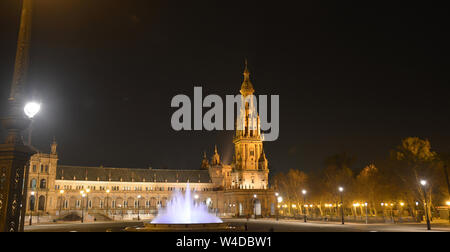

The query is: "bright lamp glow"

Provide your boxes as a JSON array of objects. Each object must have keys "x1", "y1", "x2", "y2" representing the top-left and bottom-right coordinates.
[
  {"x1": 302, "y1": 189, "x2": 307, "y2": 195},
  {"x1": 277, "y1": 196, "x2": 283, "y2": 203},
  {"x1": 338, "y1": 187, "x2": 344, "y2": 192},
  {"x1": 420, "y1": 180, "x2": 427, "y2": 186},
  {"x1": 24, "y1": 102, "x2": 41, "y2": 119}
]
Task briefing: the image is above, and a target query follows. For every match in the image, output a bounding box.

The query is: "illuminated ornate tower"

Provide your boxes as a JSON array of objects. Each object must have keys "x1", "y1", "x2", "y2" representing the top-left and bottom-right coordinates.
[
  {"x1": 0, "y1": 0, "x2": 35, "y2": 232},
  {"x1": 232, "y1": 60, "x2": 269, "y2": 190}
]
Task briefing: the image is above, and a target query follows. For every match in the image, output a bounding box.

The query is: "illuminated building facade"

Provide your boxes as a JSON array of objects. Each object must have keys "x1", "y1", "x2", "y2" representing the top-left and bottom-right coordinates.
[{"x1": 25, "y1": 63, "x2": 275, "y2": 221}]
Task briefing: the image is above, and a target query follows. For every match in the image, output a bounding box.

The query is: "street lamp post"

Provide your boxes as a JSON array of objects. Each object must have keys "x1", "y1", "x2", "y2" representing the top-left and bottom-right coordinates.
[
  {"x1": 59, "y1": 190, "x2": 64, "y2": 219},
  {"x1": 364, "y1": 202, "x2": 368, "y2": 224},
  {"x1": 24, "y1": 102, "x2": 41, "y2": 146},
  {"x1": 194, "y1": 194, "x2": 199, "y2": 206},
  {"x1": 29, "y1": 191, "x2": 35, "y2": 226},
  {"x1": 80, "y1": 191, "x2": 85, "y2": 223},
  {"x1": 106, "y1": 189, "x2": 110, "y2": 218},
  {"x1": 420, "y1": 180, "x2": 431, "y2": 230},
  {"x1": 277, "y1": 196, "x2": 283, "y2": 221},
  {"x1": 339, "y1": 187, "x2": 344, "y2": 225},
  {"x1": 302, "y1": 189, "x2": 307, "y2": 222},
  {"x1": 399, "y1": 202, "x2": 404, "y2": 223},
  {"x1": 253, "y1": 194, "x2": 257, "y2": 219},
  {"x1": 137, "y1": 195, "x2": 141, "y2": 221},
  {"x1": 446, "y1": 201, "x2": 450, "y2": 223}
]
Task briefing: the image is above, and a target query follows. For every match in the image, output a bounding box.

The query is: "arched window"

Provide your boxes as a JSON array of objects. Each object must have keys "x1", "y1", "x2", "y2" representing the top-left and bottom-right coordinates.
[
  {"x1": 30, "y1": 179, "x2": 36, "y2": 189},
  {"x1": 38, "y1": 196, "x2": 45, "y2": 211},
  {"x1": 40, "y1": 179, "x2": 46, "y2": 189},
  {"x1": 40, "y1": 164, "x2": 44, "y2": 173},
  {"x1": 32, "y1": 165, "x2": 36, "y2": 172},
  {"x1": 111, "y1": 200, "x2": 116, "y2": 209},
  {"x1": 29, "y1": 196, "x2": 35, "y2": 211},
  {"x1": 99, "y1": 200, "x2": 104, "y2": 209}
]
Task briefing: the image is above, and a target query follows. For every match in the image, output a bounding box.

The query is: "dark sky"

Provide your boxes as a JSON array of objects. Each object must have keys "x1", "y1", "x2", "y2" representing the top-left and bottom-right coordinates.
[{"x1": 1, "y1": 0, "x2": 449, "y2": 174}]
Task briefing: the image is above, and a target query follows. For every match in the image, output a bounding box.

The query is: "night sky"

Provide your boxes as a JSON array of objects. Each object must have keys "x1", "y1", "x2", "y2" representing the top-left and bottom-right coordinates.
[{"x1": 1, "y1": 1, "x2": 449, "y2": 174}]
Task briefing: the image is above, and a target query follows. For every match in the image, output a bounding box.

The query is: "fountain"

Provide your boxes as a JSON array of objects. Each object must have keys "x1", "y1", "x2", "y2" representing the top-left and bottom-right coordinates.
[{"x1": 125, "y1": 184, "x2": 234, "y2": 231}]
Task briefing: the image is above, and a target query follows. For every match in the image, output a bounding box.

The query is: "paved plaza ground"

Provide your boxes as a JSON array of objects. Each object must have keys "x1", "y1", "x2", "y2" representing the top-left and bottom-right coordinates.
[{"x1": 24, "y1": 218, "x2": 450, "y2": 232}]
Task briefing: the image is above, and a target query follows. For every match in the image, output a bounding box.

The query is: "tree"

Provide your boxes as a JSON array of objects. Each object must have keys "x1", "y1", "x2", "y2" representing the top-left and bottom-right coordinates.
[
  {"x1": 272, "y1": 169, "x2": 308, "y2": 216},
  {"x1": 355, "y1": 163, "x2": 380, "y2": 215},
  {"x1": 391, "y1": 137, "x2": 439, "y2": 220}
]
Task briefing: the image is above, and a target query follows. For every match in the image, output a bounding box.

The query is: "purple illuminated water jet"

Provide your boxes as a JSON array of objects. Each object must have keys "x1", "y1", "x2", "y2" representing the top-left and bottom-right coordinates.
[{"x1": 151, "y1": 184, "x2": 222, "y2": 224}]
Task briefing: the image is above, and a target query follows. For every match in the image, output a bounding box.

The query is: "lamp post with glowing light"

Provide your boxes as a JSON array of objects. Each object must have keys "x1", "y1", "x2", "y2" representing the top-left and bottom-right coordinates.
[
  {"x1": 24, "y1": 102, "x2": 41, "y2": 146},
  {"x1": 277, "y1": 195, "x2": 283, "y2": 220},
  {"x1": 194, "y1": 194, "x2": 199, "y2": 206},
  {"x1": 85, "y1": 188, "x2": 91, "y2": 218},
  {"x1": 420, "y1": 180, "x2": 431, "y2": 230},
  {"x1": 399, "y1": 202, "x2": 405, "y2": 223},
  {"x1": 105, "y1": 189, "x2": 110, "y2": 218},
  {"x1": 80, "y1": 191, "x2": 86, "y2": 223},
  {"x1": 339, "y1": 187, "x2": 344, "y2": 225},
  {"x1": 253, "y1": 194, "x2": 257, "y2": 219},
  {"x1": 364, "y1": 202, "x2": 368, "y2": 224},
  {"x1": 446, "y1": 201, "x2": 450, "y2": 223},
  {"x1": 29, "y1": 191, "x2": 35, "y2": 226},
  {"x1": 302, "y1": 189, "x2": 307, "y2": 222},
  {"x1": 58, "y1": 190, "x2": 64, "y2": 218},
  {"x1": 137, "y1": 195, "x2": 142, "y2": 221}
]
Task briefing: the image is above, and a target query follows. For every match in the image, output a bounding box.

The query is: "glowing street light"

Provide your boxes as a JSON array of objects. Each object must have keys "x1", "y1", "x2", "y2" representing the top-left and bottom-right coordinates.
[
  {"x1": 24, "y1": 102, "x2": 41, "y2": 119},
  {"x1": 276, "y1": 195, "x2": 282, "y2": 221},
  {"x1": 419, "y1": 179, "x2": 431, "y2": 230},
  {"x1": 29, "y1": 191, "x2": 35, "y2": 226},
  {"x1": 59, "y1": 189, "x2": 65, "y2": 218},
  {"x1": 106, "y1": 189, "x2": 110, "y2": 217},
  {"x1": 81, "y1": 192, "x2": 86, "y2": 223},
  {"x1": 364, "y1": 202, "x2": 368, "y2": 224},
  {"x1": 24, "y1": 101, "x2": 41, "y2": 145},
  {"x1": 277, "y1": 196, "x2": 283, "y2": 203},
  {"x1": 338, "y1": 186, "x2": 344, "y2": 224},
  {"x1": 302, "y1": 189, "x2": 307, "y2": 223},
  {"x1": 137, "y1": 195, "x2": 142, "y2": 220}
]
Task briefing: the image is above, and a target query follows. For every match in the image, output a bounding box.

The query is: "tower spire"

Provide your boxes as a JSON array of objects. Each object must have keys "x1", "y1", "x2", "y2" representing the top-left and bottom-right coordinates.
[
  {"x1": 240, "y1": 58, "x2": 254, "y2": 96},
  {"x1": 212, "y1": 145, "x2": 221, "y2": 165},
  {"x1": 51, "y1": 136, "x2": 57, "y2": 155}
]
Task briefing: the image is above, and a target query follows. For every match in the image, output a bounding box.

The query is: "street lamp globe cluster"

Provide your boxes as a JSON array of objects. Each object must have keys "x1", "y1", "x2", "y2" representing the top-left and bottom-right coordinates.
[{"x1": 24, "y1": 102, "x2": 41, "y2": 119}]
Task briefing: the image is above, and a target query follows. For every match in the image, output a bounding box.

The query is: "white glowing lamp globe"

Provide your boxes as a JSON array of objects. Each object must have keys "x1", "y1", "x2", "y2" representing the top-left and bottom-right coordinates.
[
  {"x1": 277, "y1": 196, "x2": 283, "y2": 203},
  {"x1": 24, "y1": 102, "x2": 41, "y2": 119}
]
